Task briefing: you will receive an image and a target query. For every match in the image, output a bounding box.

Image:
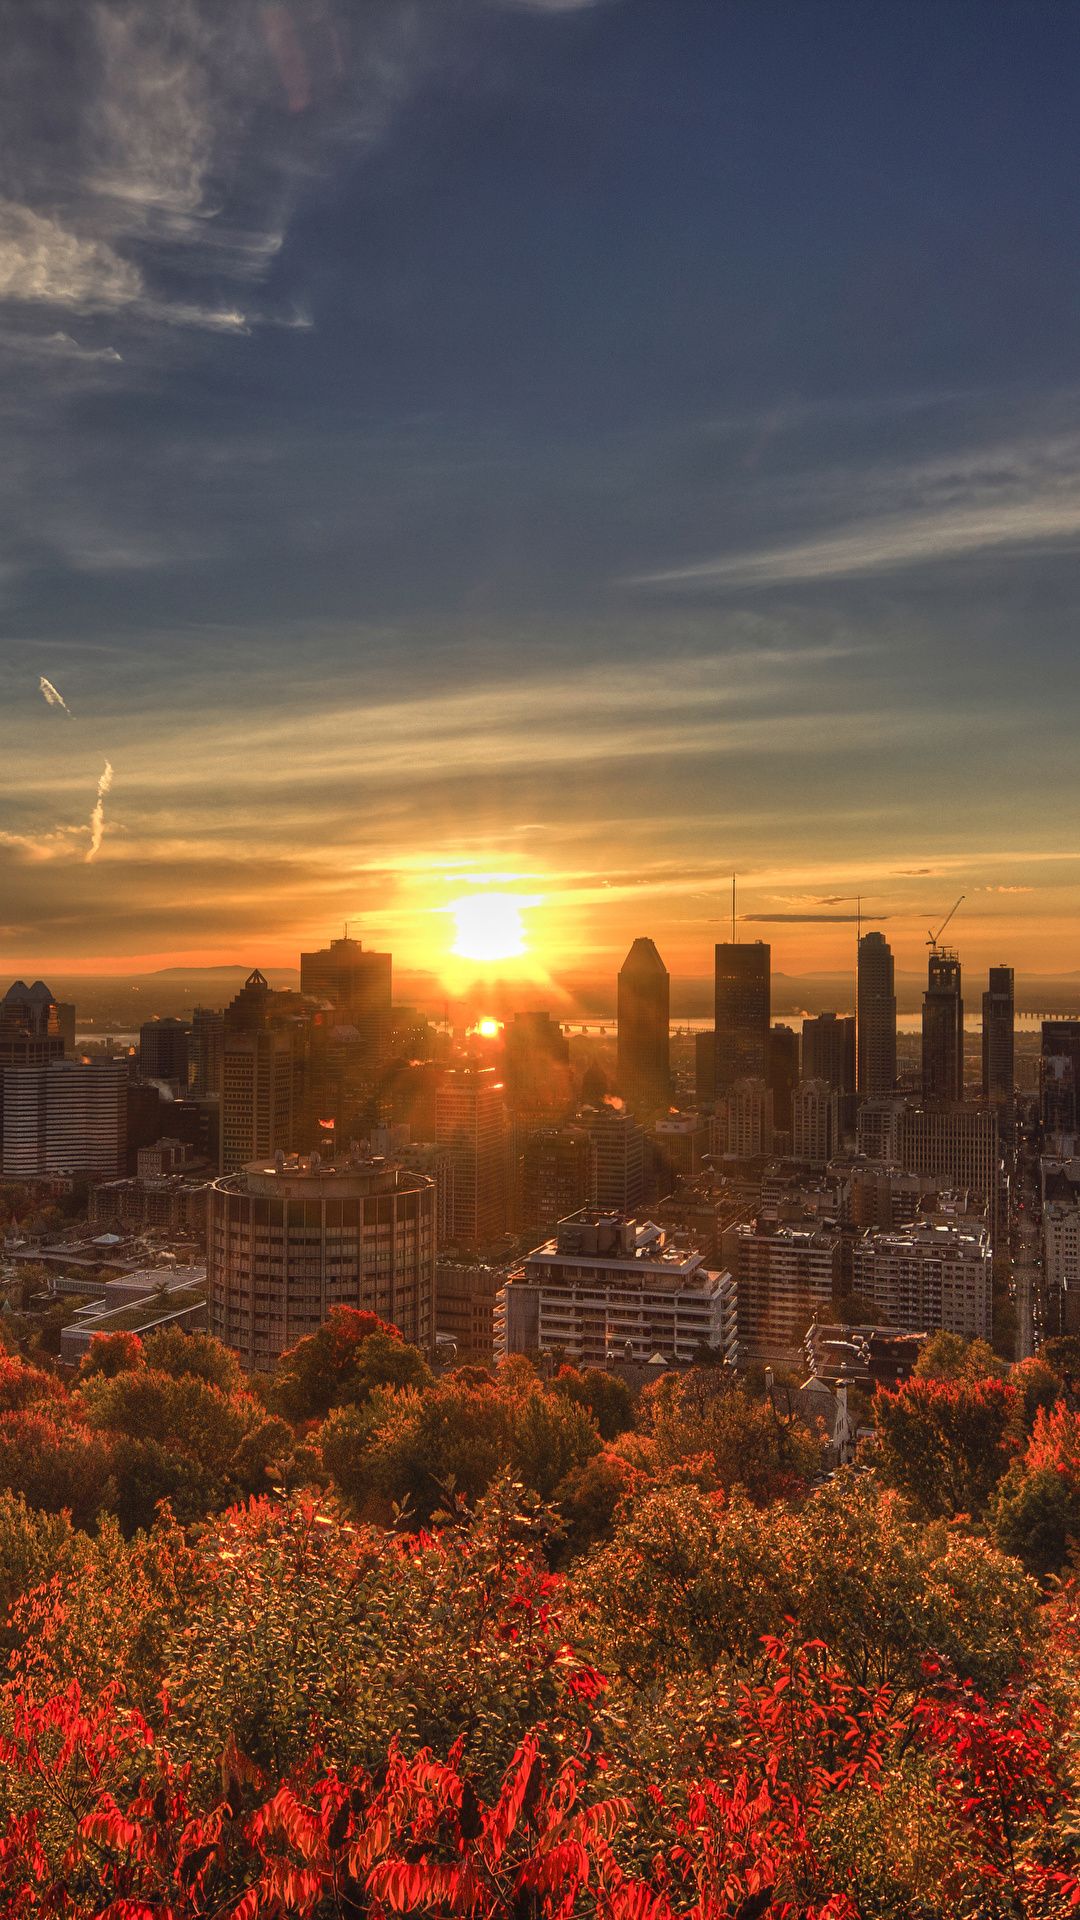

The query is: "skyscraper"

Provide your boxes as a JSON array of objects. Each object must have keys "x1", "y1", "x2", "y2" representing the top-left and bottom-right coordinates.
[
  {"x1": 300, "y1": 935, "x2": 392, "y2": 1067},
  {"x1": 857, "y1": 932, "x2": 897, "y2": 1097},
  {"x1": 139, "y1": 1017, "x2": 189, "y2": 1089},
  {"x1": 982, "y1": 966, "x2": 1015, "y2": 1107},
  {"x1": 617, "y1": 937, "x2": 670, "y2": 1115},
  {"x1": 714, "y1": 942, "x2": 770, "y2": 1091},
  {"x1": 435, "y1": 1067, "x2": 509, "y2": 1248},
  {"x1": 767, "y1": 1024, "x2": 799, "y2": 1132},
  {"x1": 922, "y1": 950, "x2": 964, "y2": 1101},
  {"x1": 220, "y1": 969, "x2": 307, "y2": 1172},
  {"x1": 1041, "y1": 1021, "x2": 1080, "y2": 1135},
  {"x1": 2, "y1": 1061, "x2": 127, "y2": 1178},
  {"x1": 802, "y1": 1012, "x2": 856, "y2": 1093}
]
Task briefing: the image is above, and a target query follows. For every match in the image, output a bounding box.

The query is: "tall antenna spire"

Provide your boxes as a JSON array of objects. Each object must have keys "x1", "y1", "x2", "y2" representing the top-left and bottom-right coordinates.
[{"x1": 731, "y1": 871, "x2": 737, "y2": 944}]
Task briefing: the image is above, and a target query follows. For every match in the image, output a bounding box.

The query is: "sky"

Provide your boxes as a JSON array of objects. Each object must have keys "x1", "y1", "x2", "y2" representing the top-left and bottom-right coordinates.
[{"x1": 2, "y1": 0, "x2": 1080, "y2": 1003}]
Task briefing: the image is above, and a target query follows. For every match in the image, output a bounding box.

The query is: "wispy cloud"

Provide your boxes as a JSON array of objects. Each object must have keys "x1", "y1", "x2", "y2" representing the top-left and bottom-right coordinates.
[
  {"x1": 86, "y1": 761, "x2": 114, "y2": 863},
  {"x1": 632, "y1": 492, "x2": 1080, "y2": 591},
  {"x1": 38, "y1": 675, "x2": 72, "y2": 716}
]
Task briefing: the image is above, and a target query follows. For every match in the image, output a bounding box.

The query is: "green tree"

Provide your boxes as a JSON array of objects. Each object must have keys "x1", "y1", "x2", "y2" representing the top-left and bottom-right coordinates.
[
  {"x1": 912, "y1": 1331, "x2": 1008, "y2": 1383},
  {"x1": 551, "y1": 1365, "x2": 634, "y2": 1440}
]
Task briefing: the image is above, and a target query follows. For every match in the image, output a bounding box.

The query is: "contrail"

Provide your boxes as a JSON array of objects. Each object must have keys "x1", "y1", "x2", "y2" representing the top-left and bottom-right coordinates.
[
  {"x1": 86, "y1": 761, "x2": 114, "y2": 863},
  {"x1": 39, "y1": 675, "x2": 73, "y2": 716}
]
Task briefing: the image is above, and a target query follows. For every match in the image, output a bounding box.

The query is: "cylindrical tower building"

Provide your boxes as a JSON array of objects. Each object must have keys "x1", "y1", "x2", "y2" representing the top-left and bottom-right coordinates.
[{"x1": 208, "y1": 1152, "x2": 435, "y2": 1370}]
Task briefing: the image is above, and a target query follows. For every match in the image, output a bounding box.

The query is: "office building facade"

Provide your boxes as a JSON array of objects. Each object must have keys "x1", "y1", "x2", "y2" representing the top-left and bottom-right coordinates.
[
  {"x1": 617, "y1": 937, "x2": 671, "y2": 1115},
  {"x1": 922, "y1": 951, "x2": 964, "y2": 1102},
  {"x1": 857, "y1": 933, "x2": 897, "y2": 1097},
  {"x1": 714, "y1": 942, "x2": 770, "y2": 1091}
]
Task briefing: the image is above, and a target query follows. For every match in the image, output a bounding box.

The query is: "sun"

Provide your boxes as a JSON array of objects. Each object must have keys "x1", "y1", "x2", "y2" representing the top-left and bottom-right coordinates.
[{"x1": 451, "y1": 893, "x2": 528, "y2": 963}]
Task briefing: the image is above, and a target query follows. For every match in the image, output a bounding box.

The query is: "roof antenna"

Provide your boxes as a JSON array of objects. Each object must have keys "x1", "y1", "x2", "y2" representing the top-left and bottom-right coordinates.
[{"x1": 731, "y1": 871, "x2": 737, "y2": 944}]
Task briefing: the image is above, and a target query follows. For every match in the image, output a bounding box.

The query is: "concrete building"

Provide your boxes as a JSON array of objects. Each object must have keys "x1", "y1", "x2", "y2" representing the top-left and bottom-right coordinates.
[
  {"x1": 922, "y1": 951, "x2": 964, "y2": 1101},
  {"x1": 767, "y1": 1025, "x2": 799, "y2": 1134},
  {"x1": 496, "y1": 1209, "x2": 735, "y2": 1366},
  {"x1": 435, "y1": 1068, "x2": 508, "y2": 1247},
  {"x1": 1044, "y1": 1196, "x2": 1080, "y2": 1336},
  {"x1": 714, "y1": 942, "x2": 770, "y2": 1091},
  {"x1": 715, "y1": 1077, "x2": 773, "y2": 1159},
  {"x1": 792, "y1": 1080, "x2": 841, "y2": 1169},
  {"x1": 2, "y1": 1061, "x2": 127, "y2": 1178},
  {"x1": 519, "y1": 1125, "x2": 591, "y2": 1240},
  {"x1": 857, "y1": 933, "x2": 897, "y2": 1097},
  {"x1": 220, "y1": 969, "x2": 308, "y2": 1173},
  {"x1": 652, "y1": 1112, "x2": 709, "y2": 1192},
  {"x1": 982, "y1": 966, "x2": 1015, "y2": 1111},
  {"x1": 616, "y1": 937, "x2": 671, "y2": 1116},
  {"x1": 802, "y1": 1012, "x2": 856, "y2": 1093},
  {"x1": 577, "y1": 1104, "x2": 646, "y2": 1213},
  {"x1": 1041, "y1": 1021, "x2": 1080, "y2": 1137},
  {"x1": 503, "y1": 1012, "x2": 571, "y2": 1114},
  {"x1": 694, "y1": 1029, "x2": 716, "y2": 1106},
  {"x1": 853, "y1": 1219, "x2": 993, "y2": 1342},
  {"x1": 139, "y1": 1018, "x2": 190, "y2": 1090},
  {"x1": 190, "y1": 1007, "x2": 224, "y2": 1098},
  {"x1": 299, "y1": 935, "x2": 392, "y2": 1070},
  {"x1": 896, "y1": 1101, "x2": 998, "y2": 1206},
  {"x1": 207, "y1": 1151, "x2": 435, "y2": 1370},
  {"x1": 435, "y1": 1257, "x2": 505, "y2": 1362},
  {"x1": 723, "y1": 1221, "x2": 841, "y2": 1364}
]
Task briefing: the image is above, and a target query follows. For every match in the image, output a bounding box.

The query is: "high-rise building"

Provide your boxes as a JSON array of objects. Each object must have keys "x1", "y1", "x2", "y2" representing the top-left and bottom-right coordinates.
[
  {"x1": 767, "y1": 1024, "x2": 799, "y2": 1133},
  {"x1": 714, "y1": 942, "x2": 770, "y2": 1091},
  {"x1": 2, "y1": 1061, "x2": 127, "y2": 1178},
  {"x1": 577, "y1": 1104, "x2": 646, "y2": 1213},
  {"x1": 139, "y1": 1017, "x2": 190, "y2": 1089},
  {"x1": 616, "y1": 938, "x2": 670, "y2": 1116},
  {"x1": 503, "y1": 1012, "x2": 572, "y2": 1114},
  {"x1": 208, "y1": 1152, "x2": 435, "y2": 1370},
  {"x1": 300, "y1": 935, "x2": 392, "y2": 1067},
  {"x1": 982, "y1": 965, "x2": 1015, "y2": 1124},
  {"x1": 857, "y1": 933, "x2": 897, "y2": 1097},
  {"x1": 792, "y1": 1079, "x2": 841, "y2": 1169},
  {"x1": 435, "y1": 1068, "x2": 509, "y2": 1247},
  {"x1": 694, "y1": 1030, "x2": 716, "y2": 1106},
  {"x1": 715, "y1": 1078, "x2": 773, "y2": 1160},
  {"x1": 802, "y1": 1012, "x2": 856, "y2": 1093},
  {"x1": 190, "y1": 1007, "x2": 224, "y2": 1098},
  {"x1": 722, "y1": 1220, "x2": 841, "y2": 1364},
  {"x1": 852, "y1": 1221, "x2": 992, "y2": 1342},
  {"x1": 519, "y1": 1126, "x2": 591, "y2": 1240},
  {"x1": 922, "y1": 951, "x2": 964, "y2": 1102},
  {"x1": 0, "y1": 980, "x2": 68, "y2": 1161},
  {"x1": 1040, "y1": 1021, "x2": 1080, "y2": 1136},
  {"x1": 496, "y1": 1210, "x2": 736, "y2": 1366},
  {"x1": 896, "y1": 1101, "x2": 998, "y2": 1206},
  {"x1": 220, "y1": 969, "x2": 307, "y2": 1173}
]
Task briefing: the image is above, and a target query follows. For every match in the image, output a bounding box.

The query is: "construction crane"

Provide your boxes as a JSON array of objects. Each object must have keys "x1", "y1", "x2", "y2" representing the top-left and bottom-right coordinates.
[{"x1": 927, "y1": 895, "x2": 964, "y2": 952}]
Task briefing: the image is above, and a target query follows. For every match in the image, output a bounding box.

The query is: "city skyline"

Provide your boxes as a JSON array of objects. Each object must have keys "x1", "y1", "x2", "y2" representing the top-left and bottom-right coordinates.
[{"x1": 3, "y1": 2, "x2": 1080, "y2": 980}]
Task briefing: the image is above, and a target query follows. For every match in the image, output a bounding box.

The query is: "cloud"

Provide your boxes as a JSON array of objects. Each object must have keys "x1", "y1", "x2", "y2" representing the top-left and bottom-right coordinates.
[
  {"x1": 742, "y1": 912, "x2": 880, "y2": 924},
  {"x1": 86, "y1": 760, "x2": 114, "y2": 863},
  {"x1": 978, "y1": 885, "x2": 1035, "y2": 895},
  {"x1": 0, "y1": 200, "x2": 142, "y2": 311},
  {"x1": 38, "y1": 675, "x2": 73, "y2": 715},
  {"x1": 0, "y1": 329, "x2": 122, "y2": 364},
  {"x1": 631, "y1": 493, "x2": 1080, "y2": 591}
]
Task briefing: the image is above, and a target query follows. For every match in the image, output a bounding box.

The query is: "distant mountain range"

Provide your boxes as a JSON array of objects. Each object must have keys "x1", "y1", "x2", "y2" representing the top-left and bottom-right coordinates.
[{"x1": 21, "y1": 963, "x2": 1080, "y2": 1031}]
